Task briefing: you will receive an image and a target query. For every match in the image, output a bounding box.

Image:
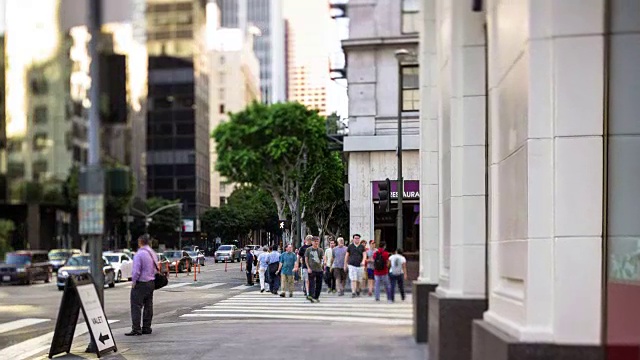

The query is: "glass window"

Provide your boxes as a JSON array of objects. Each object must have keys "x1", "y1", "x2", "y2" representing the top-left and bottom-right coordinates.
[
  {"x1": 34, "y1": 106, "x2": 48, "y2": 124},
  {"x1": 219, "y1": 104, "x2": 225, "y2": 114},
  {"x1": 401, "y1": 66, "x2": 420, "y2": 111},
  {"x1": 402, "y1": 0, "x2": 420, "y2": 34},
  {"x1": 33, "y1": 133, "x2": 48, "y2": 150}
]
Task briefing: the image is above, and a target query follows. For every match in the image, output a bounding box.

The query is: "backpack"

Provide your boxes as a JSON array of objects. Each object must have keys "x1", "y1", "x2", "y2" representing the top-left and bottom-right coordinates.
[{"x1": 373, "y1": 251, "x2": 386, "y2": 271}]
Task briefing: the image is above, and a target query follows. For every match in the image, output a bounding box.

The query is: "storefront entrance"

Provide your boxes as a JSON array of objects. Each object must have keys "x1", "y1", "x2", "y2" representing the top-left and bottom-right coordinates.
[{"x1": 371, "y1": 180, "x2": 420, "y2": 253}]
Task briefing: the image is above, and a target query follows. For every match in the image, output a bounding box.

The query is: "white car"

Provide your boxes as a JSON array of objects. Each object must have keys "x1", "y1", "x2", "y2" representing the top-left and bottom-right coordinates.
[{"x1": 104, "y1": 252, "x2": 133, "y2": 282}]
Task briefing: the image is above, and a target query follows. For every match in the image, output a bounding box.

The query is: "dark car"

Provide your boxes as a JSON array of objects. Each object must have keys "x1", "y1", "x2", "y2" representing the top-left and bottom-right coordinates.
[
  {"x1": 163, "y1": 250, "x2": 192, "y2": 272},
  {"x1": 56, "y1": 255, "x2": 116, "y2": 291},
  {"x1": 0, "y1": 251, "x2": 52, "y2": 285},
  {"x1": 48, "y1": 249, "x2": 81, "y2": 272}
]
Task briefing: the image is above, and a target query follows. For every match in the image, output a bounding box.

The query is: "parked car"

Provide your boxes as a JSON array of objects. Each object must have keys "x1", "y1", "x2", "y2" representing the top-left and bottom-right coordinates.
[
  {"x1": 163, "y1": 250, "x2": 192, "y2": 272},
  {"x1": 183, "y1": 245, "x2": 200, "y2": 253},
  {"x1": 48, "y1": 249, "x2": 81, "y2": 273},
  {"x1": 104, "y1": 252, "x2": 133, "y2": 282},
  {"x1": 156, "y1": 253, "x2": 171, "y2": 275},
  {"x1": 56, "y1": 255, "x2": 115, "y2": 291},
  {"x1": 0, "y1": 251, "x2": 51, "y2": 285},
  {"x1": 242, "y1": 245, "x2": 264, "y2": 260},
  {"x1": 186, "y1": 251, "x2": 205, "y2": 266},
  {"x1": 214, "y1": 245, "x2": 242, "y2": 263}
]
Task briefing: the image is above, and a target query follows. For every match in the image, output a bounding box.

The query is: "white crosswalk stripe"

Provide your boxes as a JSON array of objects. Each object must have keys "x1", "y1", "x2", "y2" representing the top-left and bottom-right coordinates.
[
  {"x1": 0, "y1": 318, "x2": 50, "y2": 335},
  {"x1": 180, "y1": 291, "x2": 413, "y2": 325}
]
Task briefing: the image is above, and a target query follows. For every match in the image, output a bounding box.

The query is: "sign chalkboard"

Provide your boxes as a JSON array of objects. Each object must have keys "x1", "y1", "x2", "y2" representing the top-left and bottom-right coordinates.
[{"x1": 48, "y1": 273, "x2": 117, "y2": 358}]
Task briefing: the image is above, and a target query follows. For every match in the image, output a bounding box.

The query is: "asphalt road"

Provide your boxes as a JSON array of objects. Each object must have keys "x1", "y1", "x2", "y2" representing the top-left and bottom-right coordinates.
[{"x1": 0, "y1": 258, "x2": 250, "y2": 353}]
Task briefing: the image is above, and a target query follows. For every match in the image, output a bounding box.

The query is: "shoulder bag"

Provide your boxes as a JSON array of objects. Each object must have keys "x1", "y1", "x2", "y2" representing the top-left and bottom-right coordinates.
[{"x1": 145, "y1": 249, "x2": 168, "y2": 290}]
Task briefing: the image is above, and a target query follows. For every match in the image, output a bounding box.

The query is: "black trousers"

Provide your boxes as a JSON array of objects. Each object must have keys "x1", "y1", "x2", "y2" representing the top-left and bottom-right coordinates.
[
  {"x1": 246, "y1": 264, "x2": 254, "y2": 285},
  {"x1": 324, "y1": 266, "x2": 336, "y2": 291},
  {"x1": 130, "y1": 281, "x2": 154, "y2": 332},
  {"x1": 267, "y1": 262, "x2": 280, "y2": 293},
  {"x1": 308, "y1": 270, "x2": 323, "y2": 299},
  {"x1": 389, "y1": 274, "x2": 406, "y2": 301}
]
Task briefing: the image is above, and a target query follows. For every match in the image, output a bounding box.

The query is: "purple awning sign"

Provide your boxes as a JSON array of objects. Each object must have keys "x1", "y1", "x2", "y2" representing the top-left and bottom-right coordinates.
[{"x1": 372, "y1": 180, "x2": 420, "y2": 200}]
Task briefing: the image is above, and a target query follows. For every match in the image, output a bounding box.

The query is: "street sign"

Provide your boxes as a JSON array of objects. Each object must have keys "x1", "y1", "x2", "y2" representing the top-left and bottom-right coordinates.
[
  {"x1": 49, "y1": 273, "x2": 117, "y2": 358},
  {"x1": 78, "y1": 194, "x2": 105, "y2": 235}
]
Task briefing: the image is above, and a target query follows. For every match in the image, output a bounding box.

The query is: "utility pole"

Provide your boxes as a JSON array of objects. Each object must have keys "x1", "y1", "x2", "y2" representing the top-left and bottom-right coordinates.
[
  {"x1": 394, "y1": 49, "x2": 410, "y2": 251},
  {"x1": 85, "y1": 0, "x2": 103, "y2": 354}
]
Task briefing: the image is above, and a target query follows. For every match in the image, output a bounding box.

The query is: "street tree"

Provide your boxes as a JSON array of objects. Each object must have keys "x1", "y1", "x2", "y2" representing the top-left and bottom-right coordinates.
[
  {"x1": 0, "y1": 219, "x2": 15, "y2": 259},
  {"x1": 213, "y1": 101, "x2": 326, "y2": 245},
  {"x1": 145, "y1": 197, "x2": 181, "y2": 238}
]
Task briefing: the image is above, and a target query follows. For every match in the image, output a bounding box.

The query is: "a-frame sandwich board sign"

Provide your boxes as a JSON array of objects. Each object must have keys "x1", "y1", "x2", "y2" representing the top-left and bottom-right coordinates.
[{"x1": 48, "y1": 273, "x2": 117, "y2": 358}]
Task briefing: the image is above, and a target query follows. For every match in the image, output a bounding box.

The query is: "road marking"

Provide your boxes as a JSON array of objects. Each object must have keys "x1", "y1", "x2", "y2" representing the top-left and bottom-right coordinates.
[
  {"x1": 230, "y1": 285, "x2": 253, "y2": 290},
  {"x1": 213, "y1": 301, "x2": 410, "y2": 309},
  {"x1": 180, "y1": 313, "x2": 411, "y2": 326},
  {"x1": 0, "y1": 320, "x2": 118, "y2": 360},
  {"x1": 194, "y1": 283, "x2": 225, "y2": 290},
  {"x1": 0, "y1": 318, "x2": 50, "y2": 335},
  {"x1": 194, "y1": 308, "x2": 412, "y2": 318},
  {"x1": 162, "y1": 283, "x2": 192, "y2": 289}
]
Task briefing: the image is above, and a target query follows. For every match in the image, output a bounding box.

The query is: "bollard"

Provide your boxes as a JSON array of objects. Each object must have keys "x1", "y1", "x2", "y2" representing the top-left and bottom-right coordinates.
[
  {"x1": 175, "y1": 262, "x2": 179, "y2": 277},
  {"x1": 186, "y1": 259, "x2": 190, "y2": 275},
  {"x1": 194, "y1": 264, "x2": 197, "y2": 282},
  {"x1": 225, "y1": 260, "x2": 228, "y2": 272},
  {"x1": 166, "y1": 262, "x2": 169, "y2": 275},
  {"x1": 198, "y1": 262, "x2": 201, "y2": 274},
  {"x1": 240, "y1": 260, "x2": 243, "y2": 272},
  {"x1": 48, "y1": 266, "x2": 52, "y2": 282}
]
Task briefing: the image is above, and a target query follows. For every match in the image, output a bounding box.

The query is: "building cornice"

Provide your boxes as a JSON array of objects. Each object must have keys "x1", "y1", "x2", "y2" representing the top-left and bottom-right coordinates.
[{"x1": 342, "y1": 35, "x2": 419, "y2": 51}]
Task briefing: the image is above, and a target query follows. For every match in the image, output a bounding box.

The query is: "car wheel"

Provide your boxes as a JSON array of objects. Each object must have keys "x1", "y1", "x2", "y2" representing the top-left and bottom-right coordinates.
[
  {"x1": 109, "y1": 279, "x2": 115, "y2": 288},
  {"x1": 116, "y1": 271, "x2": 122, "y2": 283},
  {"x1": 58, "y1": 286, "x2": 64, "y2": 291},
  {"x1": 214, "y1": 260, "x2": 218, "y2": 263}
]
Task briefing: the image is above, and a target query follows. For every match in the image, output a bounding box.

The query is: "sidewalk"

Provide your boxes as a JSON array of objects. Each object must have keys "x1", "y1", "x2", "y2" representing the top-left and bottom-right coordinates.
[{"x1": 40, "y1": 319, "x2": 427, "y2": 360}]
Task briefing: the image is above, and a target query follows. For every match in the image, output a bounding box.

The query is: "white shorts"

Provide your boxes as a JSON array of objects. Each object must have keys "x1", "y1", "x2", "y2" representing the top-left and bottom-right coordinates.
[
  {"x1": 348, "y1": 265, "x2": 364, "y2": 282},
  {"x1": 301, "y1": 268, "x2": 309, "y2": 281}
]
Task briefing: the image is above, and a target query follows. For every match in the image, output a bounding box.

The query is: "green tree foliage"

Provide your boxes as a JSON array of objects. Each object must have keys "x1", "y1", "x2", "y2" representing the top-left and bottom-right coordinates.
[
  {"x1": 145, "y1": 197, "x2": 181, "y2": 238},
  {"x1": 212, "y1": 102, "x2": 327, "y2": 223},
  {"x1": 0, "y1": 219, "x2": 15, "y2": 259},
  {"x1": 200, "y1": 186, "x2": 279, "y2": 242}
]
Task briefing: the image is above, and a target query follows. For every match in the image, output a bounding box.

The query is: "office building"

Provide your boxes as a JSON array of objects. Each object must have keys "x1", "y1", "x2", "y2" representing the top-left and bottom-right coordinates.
[
  {"x1": 341, "y1": 0, "x2": 421, "y2": 252},
  {"x1": 208, "y1": 28, "x2": 261, "y2": 207},
  {"x1": 283, "y1": 0, "x2": 331, "y2": 115},
  {"x1": 215, "y1": 0, "x2": 286, "y2": 104},
  {"x1": 145, "y1": 0, "x2": 210, "y2": 226},
  {"x1": 413, "y1": 0, "x2": 640, "y2": 359}
]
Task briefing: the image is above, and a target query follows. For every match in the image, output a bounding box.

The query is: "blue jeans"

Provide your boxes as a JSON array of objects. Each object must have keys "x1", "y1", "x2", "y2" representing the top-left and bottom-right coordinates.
[
  {"x1": 374, "y1": 274, "x2": 391, "y2": 301},
  {"x1": 389, "y1": 274, "x2": 405, "y2": 302}
]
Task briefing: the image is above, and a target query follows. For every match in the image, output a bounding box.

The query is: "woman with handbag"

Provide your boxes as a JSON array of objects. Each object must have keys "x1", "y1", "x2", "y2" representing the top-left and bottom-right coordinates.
[{"x1": 126, "y1": 235, "x2": 159, "y2": 336}]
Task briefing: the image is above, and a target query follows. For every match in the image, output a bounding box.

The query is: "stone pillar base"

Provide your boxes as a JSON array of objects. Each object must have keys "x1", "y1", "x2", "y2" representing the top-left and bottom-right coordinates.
[
  {"x1": 428, "y1": 292, "x2": 487, "y2": 360},
  {"x1": 471, "y1": 320, "x2": 608, "y2": 360},
  {"x1": 413, "y1": 282, "x2": 437, "y2": 343}
]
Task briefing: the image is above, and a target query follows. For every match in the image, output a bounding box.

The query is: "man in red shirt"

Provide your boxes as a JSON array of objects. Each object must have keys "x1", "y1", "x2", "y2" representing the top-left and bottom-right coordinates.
[{"x1": 372, "y1": 241, "x2": 391, "y2": 302}]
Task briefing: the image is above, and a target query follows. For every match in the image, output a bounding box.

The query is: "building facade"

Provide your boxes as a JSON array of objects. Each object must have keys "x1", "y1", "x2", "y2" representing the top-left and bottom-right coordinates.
[
  {"x1": 215, "y1": 0, "x2": 286, "y2": 104},
  {"x1": 342, "y1": 0, "x2": 421, "y2": 252},
  {"x1": 145, "y1": 0, "x2": 211, "y2": 225},
  {"x1": 413, "y1": 0, "x2": 640, "y2": 359},
  {"x1": 208, "y1": 27, "x2": 261, "y2": 207}
]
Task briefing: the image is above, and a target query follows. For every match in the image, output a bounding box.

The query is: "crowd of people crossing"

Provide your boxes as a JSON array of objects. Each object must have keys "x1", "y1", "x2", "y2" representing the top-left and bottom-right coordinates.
[{"x1": 244, "y1": 234, "x2": 408, "y2": 303}]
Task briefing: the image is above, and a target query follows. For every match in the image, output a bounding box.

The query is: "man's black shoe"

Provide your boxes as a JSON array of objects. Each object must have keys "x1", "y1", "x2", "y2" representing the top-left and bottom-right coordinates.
[
  {"x1": 260, "y1": 289, "x2": 265, "y2": 293},
  {"x1": 125, "y1": 330, "x2": 142, "y2": 336},
  {"x1": 142, "y1": 329, "x2": 152, "y2": 335}
]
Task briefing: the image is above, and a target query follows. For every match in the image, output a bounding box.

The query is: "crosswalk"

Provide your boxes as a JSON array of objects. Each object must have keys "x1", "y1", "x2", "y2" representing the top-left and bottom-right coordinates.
[
  {"x1": 120, "y1": 282, "x2": 256, "y2": 291},
  {"x1": 180, "y1": 291, "x2": 413, "y2": 326},
  {"x1": 0, "y1": 318, "x2": 119, "y2": 360}
]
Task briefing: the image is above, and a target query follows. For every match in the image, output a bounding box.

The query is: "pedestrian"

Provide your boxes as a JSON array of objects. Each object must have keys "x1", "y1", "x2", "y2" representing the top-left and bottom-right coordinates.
[
  {"x1": 294, "y1": 235, "x2": 313, "y2": 296},
  {"x1": 344, "y1": 234, "x2": 367, "y2": 297},
  {"x1": 267, "y1": 246, "x2": 281, "y2": 294},
  {"x1": 324, "y1": 238, "x2": 336, "y2": 293},
  {"x1": 257, "y1": 246, "x2": 270, "y2": 293},
  {"x1": 126, "y1": 234, "x2": 157, "y2": 336},
  {"x1": 372, "y1": 241, "x2": 392, "y2": 302},
  {"x1": 305, "y1": 236, "x2": 324, "y2": 303},
  {"x1": 366, "y1": 240, "x2": 376, "y2": 296},
  {"x1": 245, "y1": 248, "x2": 255, "y2": 286},
  {"x1": 332, "y1": 237, "x2": 348, "y2": 296},
  {"x1": 389, "y1": 248, "x2": 407, "y2": 302},
  {"x1": 278, "y1": 244, "x2": 297, "y2": 297}
]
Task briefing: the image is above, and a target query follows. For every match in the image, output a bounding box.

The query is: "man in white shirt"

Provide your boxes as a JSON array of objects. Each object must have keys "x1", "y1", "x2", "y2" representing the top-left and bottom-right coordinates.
[
  {"x1": 323, "y1": 238, "x2": 336, "y2": 293},
  {"x1": 388, "y1": 248, "x2": 407, "y2": 302},
  {"x1": 257, "y1": 247, "x2": 270, "y2": 293}
]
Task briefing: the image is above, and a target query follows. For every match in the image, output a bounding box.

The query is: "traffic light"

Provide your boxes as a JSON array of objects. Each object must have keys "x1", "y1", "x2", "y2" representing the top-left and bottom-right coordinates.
[{"x1": 378, "y1": 178, "x2": 391, "y2": 212}]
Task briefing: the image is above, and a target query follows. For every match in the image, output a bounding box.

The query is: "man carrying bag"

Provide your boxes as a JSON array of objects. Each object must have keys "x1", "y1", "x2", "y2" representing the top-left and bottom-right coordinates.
[{"x1": 126, "y1": 235, "x2": 162, "y2": 336}]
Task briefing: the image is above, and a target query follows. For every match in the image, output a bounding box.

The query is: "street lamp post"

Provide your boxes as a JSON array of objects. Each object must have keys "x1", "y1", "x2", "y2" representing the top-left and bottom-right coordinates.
[
  {"x1": 394, "y1": 49, "x2": 410, "y2": 251},
  {"x1": 131, "y1": 203, "x2": 183, "y2": 245}
]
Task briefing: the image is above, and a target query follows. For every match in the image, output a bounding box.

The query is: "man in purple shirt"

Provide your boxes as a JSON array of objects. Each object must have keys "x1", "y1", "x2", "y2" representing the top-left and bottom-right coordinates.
[{"x1": 126, "y1": 235, "x2": 158, "y2": 336}]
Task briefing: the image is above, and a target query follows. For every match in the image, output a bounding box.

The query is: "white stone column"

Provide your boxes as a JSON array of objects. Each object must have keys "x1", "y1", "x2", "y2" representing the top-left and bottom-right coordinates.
[
  {"x1": 483, "y1": 0, "x2": 605, "y2": 346},
  {"x1": 435, "y1": 0, "x2": 486, "y2": 299}
]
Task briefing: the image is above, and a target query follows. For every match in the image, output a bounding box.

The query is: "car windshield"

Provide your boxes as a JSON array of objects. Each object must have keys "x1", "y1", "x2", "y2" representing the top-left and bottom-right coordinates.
[
  {"x1": 66, "y1": 256, "x2": 90, "y2": 266},
  {"x1": 164, "y1": 251, "x2": 181, "y2": 258},
  {"x1": 187, "y1": 251, "x2": 197, "y2": 256},
  {"x1": 218, "y1": 246, "x2": 232, "y2": 251},
  {"x1": 105, "y1": 255, "x2": 120, "y2": 263},
  {"x1": 49, "y1": 251, "x2": 72, "y2": 260},
  {"x1": 5, "y1": 254, "x2": 31, "y2": 265}
]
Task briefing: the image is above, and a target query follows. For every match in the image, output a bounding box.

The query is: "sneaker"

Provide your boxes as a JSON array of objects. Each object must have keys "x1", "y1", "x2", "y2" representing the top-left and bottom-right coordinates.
[
  {"x1": 260, "y1": 289, "x2": 265, "y2": 293},
  {"x1": 280, "y1": 293, "x2": 285, "y2": 298},
  {"x1": 375, "y1": 299, "x2": 380, "y2": 302},
  {"x1": 356, "y1": 291, "x2": 361, "y2": 297},
  {"x1": 388, "y1": 300, "x2": 394, "y2": 304},
  {"x1": 332, "y1": 289, "x2": 337, "y2": 293},
  {"x1": 338, "y1": 291, "x2": 344, "y2": 296},
  {"x1": 351, "y1": 293, "x2": 357, "y2": 298},
  {"x1": 289, "y1": 293, "x2": 293, "y2": 297},
  {"x1": 306, "y1": 295, "x2": 314, "y2": 303},
  {"x1": 313, "y1": 298, "x2": 320, "y2": 303},
  {"x1": 368, "y1": 292, "x2": 372, "y2": 297}
]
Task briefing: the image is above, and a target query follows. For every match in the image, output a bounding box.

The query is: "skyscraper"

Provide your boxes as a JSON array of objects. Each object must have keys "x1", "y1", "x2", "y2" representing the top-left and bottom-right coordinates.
[{"x1": 215, "y1": 0, "x2": 285, "y2": 104}]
